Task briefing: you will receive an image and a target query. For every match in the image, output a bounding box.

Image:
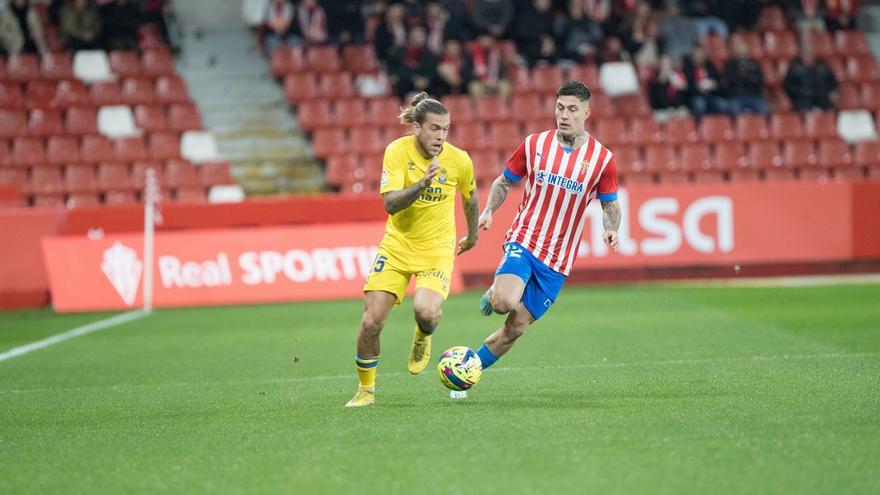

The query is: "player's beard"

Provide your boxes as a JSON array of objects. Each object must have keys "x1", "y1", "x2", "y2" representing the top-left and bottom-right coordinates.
[{"x1": 418, "y1": 135, "x2": 443, "y2": 157}]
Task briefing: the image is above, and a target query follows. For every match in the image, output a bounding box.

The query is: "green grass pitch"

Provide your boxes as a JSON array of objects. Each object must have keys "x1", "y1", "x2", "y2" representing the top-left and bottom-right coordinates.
[{"x1": 1, "y1": 284, "x2": 878, "y2": 494}]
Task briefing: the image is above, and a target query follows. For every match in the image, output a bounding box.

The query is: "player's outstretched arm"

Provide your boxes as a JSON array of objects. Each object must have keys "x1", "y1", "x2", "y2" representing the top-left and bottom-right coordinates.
[
  {"x1": 382, "y1": 159, "x2": 440, "y2": 215},
  {"x1": 457, "y1": 190, "x2": 480, "y2": 255},
  {"x1": 478, "y1": 173, "x2": 516, "y2": 230},
  {"x1": 601, "y1": 199, "x2": 621, "y2": 252}
]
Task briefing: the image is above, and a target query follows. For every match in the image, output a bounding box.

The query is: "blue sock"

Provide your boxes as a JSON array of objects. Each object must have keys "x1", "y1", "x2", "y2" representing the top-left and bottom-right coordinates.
[{"x1": 476, "y1": 343, "x2": 499, "y2": 370}]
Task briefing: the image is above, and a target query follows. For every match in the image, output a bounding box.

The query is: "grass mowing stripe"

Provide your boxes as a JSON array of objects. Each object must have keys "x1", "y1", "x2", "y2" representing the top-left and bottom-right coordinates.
[{"x1": 0, "y1": 310, "x2": 148, "y2": 363}]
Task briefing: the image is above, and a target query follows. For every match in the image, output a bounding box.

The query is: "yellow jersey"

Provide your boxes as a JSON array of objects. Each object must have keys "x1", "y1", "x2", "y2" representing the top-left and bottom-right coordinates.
[{"x1": 379, "y1": 135, "x2": 475, "y2": 259}]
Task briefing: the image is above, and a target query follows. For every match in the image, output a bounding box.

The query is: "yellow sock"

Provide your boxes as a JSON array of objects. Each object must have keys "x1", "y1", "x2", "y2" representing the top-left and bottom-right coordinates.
[{"x1": 355, "y1": 355, "x2": 379, "y2": 388}]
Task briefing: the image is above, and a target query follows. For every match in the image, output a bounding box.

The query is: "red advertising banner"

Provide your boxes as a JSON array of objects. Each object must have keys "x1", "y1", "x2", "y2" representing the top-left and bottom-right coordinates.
[{"x1": 42, "y1": 222, "x2": 464, "y2": 312}]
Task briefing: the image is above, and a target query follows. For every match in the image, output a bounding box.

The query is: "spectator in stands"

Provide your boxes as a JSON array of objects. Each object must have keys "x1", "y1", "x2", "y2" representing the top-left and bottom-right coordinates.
[
  {"x1": 297, "y1": 0, "x2": 327, "y2": 45},
  {"x1": 263, "y1": 0, "x2": 299, "y2": 53},
  {"x1": 684, "y1": 45, "x2": 728, "y2": 118},
  {"x1": 0, "y1": 1, "x2": 25, "y2": 56},
  {"x1": 101, "y1": 0, "x2": 141, "y2": 51},
  {"x1": 793, "y1": 0, "x2": 826, "y2": 32},
  {"x1": 649, "y1": 54, "x2": 689, "y2": 121},
  {"x1": 553, "y1": 0, "x2": 604, "y2": 63},
  {"x1": 374, "y1": 3, "x2": 407, "y2": 61},
  {"x1": 9, "y1": 0, "x2": 45, "y2": 54},
  {"x1": 724, "y1": 38, "x2": 769, "y2": 115},
  {"x1": 438, "y1": 0, "x2": 471, "y2": 41},
  {"x1": 659, "y1": 0, "x2": 699, "y2": 61},
  {"x1": 425, "y1": 2, "x2": 449, "y2": 54},
  {"x1": 323, "y1": 0, "x2": 362, "y2": 44},
  {"x1": 682, "y1": 0, "x2": 728, "y2": 38},
  {"x1": 386, "y1": 26, "x2": 440, "y2": 98},
  {"x1": 581, "y1": 0, "x2": 613, "y2": 33},
  {"x1": 471, "y1": 0, "x2": 514, "y2": 39},
  {"x1": 61, "y1": 0, "x2": 102, "y2": 51},
  {"x1": 825, "y1": 0, "x2": 858, "y2": 31},
  {"x1": 699, "y1": 0, "x2": 759, "y2": 31},
  {"x1": 783, "y1": 43, "x2": 838, "y2": 111},
  {"x1": 511, "y1": 0, "x2": 556, "y2": 66},
  {"x1": 620, "y1": 1, "x2": 660, "y2": 66},
  {"x1": 143, "y1": 0, "x2": 180, "y2": 52},
  {"x1": 468, "y1": 33, "x2": 511, "y2": 97},
  {"x1": 436, "y1": 39, "x2": 476, "y2": 96}
]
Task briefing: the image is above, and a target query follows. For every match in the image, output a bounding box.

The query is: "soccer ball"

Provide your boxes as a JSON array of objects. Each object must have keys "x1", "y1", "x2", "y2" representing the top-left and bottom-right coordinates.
[{"x1": 437, "y1": 346, "x2": 482, "y2": 391}]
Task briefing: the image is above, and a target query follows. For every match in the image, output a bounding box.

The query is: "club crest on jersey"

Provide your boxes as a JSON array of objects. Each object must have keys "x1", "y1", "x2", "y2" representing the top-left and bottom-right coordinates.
[
  {"x1": 535, "y1": 170, "x2": 584, "y2": 194},
  {"x1": 438, "y1": 168, "x2": 448, "y2": 184}
]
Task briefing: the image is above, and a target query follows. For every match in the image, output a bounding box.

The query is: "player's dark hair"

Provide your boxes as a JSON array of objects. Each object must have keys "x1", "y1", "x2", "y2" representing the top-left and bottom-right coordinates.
[
  {"x1": 399, "y1": 92, "x2": 448, "y2": 125},
  {"x1": 556, "y1": 80, "x2": 591, "y2": 102}
]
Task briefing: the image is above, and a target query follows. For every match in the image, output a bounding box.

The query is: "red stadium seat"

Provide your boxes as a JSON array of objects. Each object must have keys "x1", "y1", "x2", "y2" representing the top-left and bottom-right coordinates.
[
  {"x1": 312, "y1": 128, "x2": 347, "y2": 158},
  {"x1": 826, "y1": 56, "x2": 846, "y2": 82},
  {"x1": 109, "y1": 51, "x2": 141, "y2": 78},
  {"x1": 306, "y1": 45, "x2": 342, "y2": 73},
  {"x1": 165, "y1": 159, "x2": 200, "y2": 187},
  {"x1": 121, "y1": 77, "x2": 156, "y2": 105},
  {"x1": 96, "y1": 162, "x2": 133, "y2": 192},
  {"x1": 703, "y1": 35, "x2": 728, "y2": 67},
  {"x1": 367, "y1": 97, "x2": 402, "y2": 123},
  {"x1": 712, "y1": 142, "x2": 749, "y2": 171},
  {"x1": 198, "y1": 161, "x2": 235, "y2": 186},
  {"x1": 0, "y1": 57, "x2": 6, "y2": 80},
  {"x1": 509, "y1": 66, "x2": 532, "y2": 94},
  {"x1": 40, "y1": 52, "x2": 73, "y2": 80},
  {"x1": 65, "y1": 106, "x2": 98, "y2": 135},
  {"x1": 318, "y1": 72, "x2": 355, "y2": 99},
  {"x1": 615, "y1": 94, "x2": 650, "y2": 117},
  {"x1": 679, "y1": 143, "x2": 712, "y2": 172},
  {"x1": 748, "y1": 140, "x2": 783, "y2": 169},
  {"x1": 488, "y1": 122, "x2": 521, "y2": 152},
  {"x1": 6, "y1": 54, "x2": 40, "y2": 82},
  {"x1": 834, "y1": 31, "x2": 870, "y2": 57},
  {"x1": 770, "y1": 112, "x2": 804, "y2": 140},
  {"x1": 349, "y1": 127, "x2": 385, "y2": 155},
  {"x1": 730, "y1": 32, "x2": 764, "y2": 59},
  {"x1": 52, "y1": 80, "x2": 90, "y2": 108},
  {"x1": 567, "y1": 64, "x2": 599, "y2": 86},
  {"x1": 167, "y1": 103, "x2": 203, "y2": 132},
  {"x1": 699, "y1": 115, "x2": 735, "y2": 142},
  {"x1": 613, "y1": 145, "x2": 644, "y2": 175},
  {"x1": 853, "y1": 140, "x2": 880, "y2": 166},
  {"x1": 665, "y1": 116, "x2": 698, "y2": 144},
  {"x1": 333, "y1": 98, "x2": 368, "y2": 126},
  {"x1": 451, "y1": 122, "x2": 489, "y2": 151},
  {"x1": 25, "y1": 80, "x2": 56, "y2": 109},
  {"x1": 81, "y1": 135, "x2": 115, "y2": 163},
  {"x1": 63, "y1": 165, "x2": 98, "y2": 193},
  {"x1": 760, "y1": 59, "x2": 782, "y2": 87},
  {"x1": 782, "y1": 140, "x2": 817, "y2": 168},
  {"x1": 475, "y1": 95, "x2": 513, "y2": 122},
  {"x1": 511, "y1": 93, "x2": 544, "y2": 122},
  {"x1": 64, "y1": 192, "x2": 101, "y2": 208},
  {"x1": 594, "y1": 117, "x2": 626, "y2": 146},
  {"x1": 643, "y1": 144, "x2": 679, "y2": 173},
  {"x1": 342, "y1": 44, "x2": 379, "y2": 74},
  {"x1": 803, "y1": 111, "x2": 838, "y2": 139},
  {"x1": 297, "y1": 99, "x2": 334, "y2": 130},
  {"x1": 626, "y1": 116, "x2": 663, "y2": 145},
  {"x1": 809, "y1": 31, "x2": 834, "y2": 58},
  {"x1": 859, "y1": 83, "x2": 880, "y2": 111},
  {"x1": 589, "y1": 92, "x2": 615, "y2": 117},
  {"x1": 440, "y1": 95, "x2": 476, "y2": 123},
  {"x1": 0, "y1": 83, "x2": 24, "y2": 110},
  {"x1": 846, "y1": 56, "x2": 880, "y2": 83},
  {"x1": 324, "y1": 154, "x2": 356, "y2": 186},
  {"x1": 141, "y1": 49, "x2": 176, "y2": 77},
  {"x1": 29, "y1": 166, "x2": 64, "y2": 195},
  {"x1": 0, "y1": 140, "x2": 10, "y2": 167},
  {"x1": 155, "y1": 76, "x2": 190, "y2": 104},
  {"x1": 12, "y1": 137, "x2": 45, "y2": 166},
  {"x1": 837, "y1": 82, "x2": 862, "y2": 110},
  {"x1": 817, "y1": 138, "x2": 853, "y2": 168},
  {"x1": 134, "y1": 104, "x2": 167, "y2": 132},
  {"x1": 470, "y1": 150, "x2": 504, "y2": 185},
  {"x1": 131, "y1": 161, "x2": 164, "y2": 189},
  {"x1": 90, "y1": 81, "x2": 123, "y2": 106},
  {"x1": 757, "y1": 5, "x2": 787, "y2": 31},
  {"x1": 46, "y1": 136, "x2": 80, "y2": 165},
  {"x1": 0, "y1": 109, "x2": 27, "y2": 138},
  {"x1": 28, "y1": 108, "x2": 64, "y2": 137},
  {"x1": 172, "y1": 186, "x2": 207, "y2": 203},
  {"x1": 148, "y1": 132, "x2": 181, "y2": 160},
  {"x1": 271, "y1": 46, "x2": 306, "y2": 77},
  {"x1": 763, "y1": 30, "x2": 797, "y2": 60},
  {"x1": 0, "y1": 167, "x2": 28, "y2": 190},
  {"x1": 734, "y1": 114, "x2": 770, "y2": 141},
  {"x1": 768, "y1": 87, "x2": 792, "y2": 112},
  {"x1": 531, "y1": 66, "x2": 564, "y2": 94},
  {"x1": 114, "y1": 136, "x2": 148, "y2": 162}
]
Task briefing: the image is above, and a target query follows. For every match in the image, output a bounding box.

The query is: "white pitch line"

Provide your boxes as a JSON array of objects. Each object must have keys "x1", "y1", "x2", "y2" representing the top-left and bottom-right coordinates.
[
  {"x1": 0, "y1": 351, "x2": 875, "y2": 394},
  {"x1": 0, "y1": 310, "x2": 149, "y2": 363}
]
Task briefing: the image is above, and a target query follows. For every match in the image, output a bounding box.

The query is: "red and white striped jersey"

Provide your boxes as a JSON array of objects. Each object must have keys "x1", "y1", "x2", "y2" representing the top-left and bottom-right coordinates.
[{"x1": 502, "y1": 129, "x2": 618, "y2": 275}]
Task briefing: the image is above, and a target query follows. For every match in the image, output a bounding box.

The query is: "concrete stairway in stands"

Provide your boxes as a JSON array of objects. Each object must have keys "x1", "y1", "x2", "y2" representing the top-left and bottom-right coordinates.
[{"x1": 174, "y1": 27, "x2": 324, "y2": 195}]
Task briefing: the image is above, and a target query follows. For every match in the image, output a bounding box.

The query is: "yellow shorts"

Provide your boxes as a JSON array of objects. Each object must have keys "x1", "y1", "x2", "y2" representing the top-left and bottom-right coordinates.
[{"x1": 363, "y1": 248, "x2": 453, "y2": 305}]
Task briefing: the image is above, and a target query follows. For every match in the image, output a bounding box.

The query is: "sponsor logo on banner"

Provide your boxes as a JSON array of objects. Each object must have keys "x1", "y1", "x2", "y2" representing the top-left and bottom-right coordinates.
[{"x1": 101, "y1": 242, "x2": 142, "y2": 306}]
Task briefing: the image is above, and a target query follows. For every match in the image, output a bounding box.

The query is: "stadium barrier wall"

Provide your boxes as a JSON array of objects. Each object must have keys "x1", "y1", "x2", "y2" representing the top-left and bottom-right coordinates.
[{"x1": 3, "y1": 181, "x2": 879, "y2": 311}]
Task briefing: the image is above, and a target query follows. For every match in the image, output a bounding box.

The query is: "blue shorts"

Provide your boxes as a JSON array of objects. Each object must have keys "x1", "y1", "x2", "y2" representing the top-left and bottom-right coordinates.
[{"x1": 495, "y1": 242, "x2": 566, "y2": 320}]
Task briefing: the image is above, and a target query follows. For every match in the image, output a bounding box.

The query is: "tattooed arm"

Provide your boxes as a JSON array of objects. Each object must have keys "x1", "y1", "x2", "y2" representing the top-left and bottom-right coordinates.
[
  {"x1": 382, "y1": 159, "x2": 440, "y2": 215},
  {"x1": 477, "y1": 173, "x2": 517, "y2": 230},
  {"x1": 457, "y1": 189, "x2": 480, "y2": 255},
  {"x1": 601, "y1": 199, "x2": 621, "y2": 252}
]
